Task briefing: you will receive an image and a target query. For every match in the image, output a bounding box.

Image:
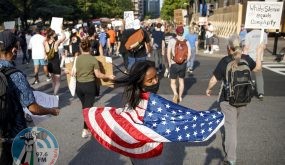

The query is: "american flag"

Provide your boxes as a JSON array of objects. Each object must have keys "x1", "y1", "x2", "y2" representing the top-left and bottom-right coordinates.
[{"x1": 83, "y1": 92, "x2": 224, "y2": 158}]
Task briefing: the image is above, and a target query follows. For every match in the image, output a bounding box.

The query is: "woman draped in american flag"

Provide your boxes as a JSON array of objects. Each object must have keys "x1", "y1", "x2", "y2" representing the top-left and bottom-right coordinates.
[{"x1": 83, "y1": 60, "x2": 224, "y2": 159}]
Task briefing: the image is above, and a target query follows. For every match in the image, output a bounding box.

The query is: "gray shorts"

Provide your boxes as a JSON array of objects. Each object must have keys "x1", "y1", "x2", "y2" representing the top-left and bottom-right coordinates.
[{"x1": 206, "y1": 37, "x2": 214, "y2": 45}]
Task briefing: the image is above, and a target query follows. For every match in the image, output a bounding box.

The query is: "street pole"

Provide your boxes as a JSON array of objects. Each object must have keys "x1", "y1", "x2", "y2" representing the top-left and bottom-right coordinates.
[{"x1": 273, "y1": 29, "x2": 279, "y2": 55}]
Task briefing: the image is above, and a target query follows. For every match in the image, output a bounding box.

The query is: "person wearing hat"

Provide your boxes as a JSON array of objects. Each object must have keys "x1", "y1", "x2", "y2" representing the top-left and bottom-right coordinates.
[
  {"x1": 206, "y1": 35, "x2": 263, "y2": 165},
  {"x1": 167, "y1": 25, "x2": 191, "y2": 104},
  {"x1": 0, "y1": 30, "x2": 60, "y2": 165}
]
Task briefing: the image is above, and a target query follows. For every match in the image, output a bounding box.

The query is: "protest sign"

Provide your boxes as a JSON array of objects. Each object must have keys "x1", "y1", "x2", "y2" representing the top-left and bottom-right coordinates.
[
  {"x1": 95, "y1": 55, "x2": 114, "y2": 88},
  {"x1": 4, "y1": 21, "x2": 15, "y2": 30},
  {"x1": 50, "y1": 17, "x2": 63, "y2": 34},
  {"x1": 23, "y1": 91, "x2": 59, "y2": 125},
  {"x1": 124, "y1": 11, "x2": 134, "y2": 29},
  {"x1": 245, "y1": 1, "x2": 283, "y2": 29}
]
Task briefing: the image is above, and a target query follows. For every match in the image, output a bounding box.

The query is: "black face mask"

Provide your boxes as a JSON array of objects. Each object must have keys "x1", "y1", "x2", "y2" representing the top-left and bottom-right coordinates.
[
  {"x1": 54, "y1": 36, "x2": 58, "y2": 41},
  {"x1": 142, "y1": 82, "x2": 160, "y2": 94}
]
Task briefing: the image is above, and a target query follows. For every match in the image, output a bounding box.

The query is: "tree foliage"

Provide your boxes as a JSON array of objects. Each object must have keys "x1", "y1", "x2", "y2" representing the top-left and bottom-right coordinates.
[
  {"x1": 161, "y1": 0, "x2": 189, "y2": 21},
  {"x1": 0, "y1": 0, "x2": 133, "y2": 29}
]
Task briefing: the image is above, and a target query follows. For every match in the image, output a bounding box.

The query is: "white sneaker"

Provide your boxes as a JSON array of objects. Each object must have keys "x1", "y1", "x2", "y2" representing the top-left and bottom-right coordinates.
[
  {"x1": 209, "y1": 51, "x2": 213, "y2": 54},
  {"x1": 204, "y1": 50, "x2": 209, "y2": 54},
  {"x1": 81, "y1": 129, "x2": 91, "y2": 138}
]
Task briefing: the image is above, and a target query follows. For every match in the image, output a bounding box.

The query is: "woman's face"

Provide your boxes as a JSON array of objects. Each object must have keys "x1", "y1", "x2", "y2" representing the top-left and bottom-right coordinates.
[{"x1": 143, "y1": 67, "x2": 158, "y2": 86}]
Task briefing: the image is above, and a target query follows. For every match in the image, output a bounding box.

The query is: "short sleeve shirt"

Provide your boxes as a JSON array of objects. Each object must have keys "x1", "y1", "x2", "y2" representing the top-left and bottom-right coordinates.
[
  {"x1": 76, "y1": 55, "x2": 100, "y2": 82},
  {"x1": 151, "y1": 30, "x2": 165, "y2": 49},
  {"x1": 0, "y1": 60, "x2": 35, "y2": 108},
  {"x1": 245, "y1": 30, "x2": 268, "y2": 60}
]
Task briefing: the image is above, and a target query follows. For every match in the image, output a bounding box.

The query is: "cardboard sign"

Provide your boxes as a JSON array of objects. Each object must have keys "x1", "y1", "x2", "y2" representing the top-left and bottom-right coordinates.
[
  {"x1": 95, "y1": 55, "x2": 114, "y2": 88},
  {"x1": 50, "y1": 17, "x2": 63, "y2": 34},
  {"x1": 245, "y1": 1, "x2": 284, "y2": 29},
  {"x1": 124, "y1": 11, "x2": 134, "y2": 29},
  {"x1": 4, "y1": 21, "x2": 15, "y2": 29}
]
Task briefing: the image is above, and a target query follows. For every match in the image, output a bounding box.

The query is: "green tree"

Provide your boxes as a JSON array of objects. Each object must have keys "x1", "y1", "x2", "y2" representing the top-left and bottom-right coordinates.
[{"x1": 161, "y1": 0, "x2": 188, "y2": 21}]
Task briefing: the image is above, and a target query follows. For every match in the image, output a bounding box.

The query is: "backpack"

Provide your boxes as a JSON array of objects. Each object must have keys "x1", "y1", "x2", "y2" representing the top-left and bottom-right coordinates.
[
  {"x1": 125, "y1": 29, "x2": 144, "y2": 52},
  {"x1": 47, "y1": 42, "x2": 55, "y2": 60},
  {"x1": 173, "y1": 39, "x2": 188, "y2": 64},
  {"x1": 0, "y1": 67, "x2": 27, "y2": 138},
  {"x1": 225, "y1": 59, "x2": 254, "y2": 107}
]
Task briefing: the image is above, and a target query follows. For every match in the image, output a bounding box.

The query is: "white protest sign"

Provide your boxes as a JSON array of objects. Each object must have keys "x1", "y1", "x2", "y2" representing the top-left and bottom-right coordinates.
[
  {"x1": 50, "y1": 17, "x2": 63, "y2": 34},
  {"x1": 4, "y1": 21, "x2": 15, "y2": 30},
  {"x1": 245, "y1": 1, "x2": 284, "y2": 29},
  {"x1": 23, "y1": 91, "x2": 59, "y2": 125},
  {"x1": 124, "y1": 11, "x2": 134, "y2": 29},
  {"x1": 198, "y1": 17, "x2": 207, "y2": 25}
]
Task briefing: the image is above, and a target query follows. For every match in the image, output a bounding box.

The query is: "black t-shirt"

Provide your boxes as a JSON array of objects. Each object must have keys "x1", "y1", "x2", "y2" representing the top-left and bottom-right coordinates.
[
  {"x1": 71, "y1": 36, "x2": 81, "y2": 54},
  {"x1": 151, "y1": 30, "x2": 165, "y2": 49},
  {"x1": 213, "y1": 54, "x2": 256, "y2": 101},
  {"x1": 120, "y1": 28, "x2": 150, "y2": 58}
]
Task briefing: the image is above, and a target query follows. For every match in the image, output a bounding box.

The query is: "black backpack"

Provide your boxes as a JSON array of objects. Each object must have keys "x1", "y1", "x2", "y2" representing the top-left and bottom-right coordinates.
[
  {"x1": 0, "y1": 67, "x2": 27, "y2": 139},
  {"x1": 225, "y1": 59, "x2": 254, "y2": 107}
]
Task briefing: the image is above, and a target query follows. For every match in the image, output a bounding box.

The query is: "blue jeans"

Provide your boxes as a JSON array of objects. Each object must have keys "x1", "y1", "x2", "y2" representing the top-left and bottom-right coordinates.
[
  {"x1": 187, "y1": 48, "x2": 196, "y2": 69},
  {"x1": 128, "y1": 56, "x2": 147, "y2": 71}
]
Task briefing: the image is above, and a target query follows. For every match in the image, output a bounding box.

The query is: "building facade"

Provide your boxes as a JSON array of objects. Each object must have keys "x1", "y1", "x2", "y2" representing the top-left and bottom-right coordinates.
[{"x1": 132, "y1": 0, "x2": 144, "y2": 20}]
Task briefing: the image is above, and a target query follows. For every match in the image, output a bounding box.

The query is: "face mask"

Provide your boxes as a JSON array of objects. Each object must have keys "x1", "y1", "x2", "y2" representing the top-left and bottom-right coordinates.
[
  {"x1": 54, "y1": 35, "x2": 58, "y2": 41},
  {"x1": 142, "y1": 82, "x2": 160, "y2": 94}
]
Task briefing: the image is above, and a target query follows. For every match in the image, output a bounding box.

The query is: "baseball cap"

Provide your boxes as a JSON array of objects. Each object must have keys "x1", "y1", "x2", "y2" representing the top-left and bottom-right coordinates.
[
  {"x1": 176, "y1": 26, "x2": 184, "y2": 35},
  {"x1": 0, "y1": 30, "x2": 17, "y2": 51},
  {"x1": 133, "y1": 19, "x2": 141, "y2": 30}
]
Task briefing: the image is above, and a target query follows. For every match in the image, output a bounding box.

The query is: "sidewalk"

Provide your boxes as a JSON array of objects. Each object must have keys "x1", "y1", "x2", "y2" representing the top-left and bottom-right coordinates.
[{"x1": 198, "y1": 36, "x2": 285, "y2": 62}]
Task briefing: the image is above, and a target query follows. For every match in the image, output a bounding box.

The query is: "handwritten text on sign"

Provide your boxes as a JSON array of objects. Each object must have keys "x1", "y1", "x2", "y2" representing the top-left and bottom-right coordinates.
[{"x1": 245, "y1": 1, "x2": 283, "y2": 29}]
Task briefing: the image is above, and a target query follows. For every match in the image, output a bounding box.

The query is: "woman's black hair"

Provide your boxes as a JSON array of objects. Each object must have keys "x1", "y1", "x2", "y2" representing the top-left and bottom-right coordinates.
[{"x1": 114, "y1": 60, "x2": 155, "y2": 110}]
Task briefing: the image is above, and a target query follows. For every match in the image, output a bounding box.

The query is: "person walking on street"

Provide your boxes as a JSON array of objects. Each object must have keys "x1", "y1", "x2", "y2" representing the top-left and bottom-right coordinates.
[
  {"x1": 122, "y1": 19, "x2": 151, "y2": 71},
  {"x1": 72, "y1": 38, "x2": 115, "y2": 138},
  {"x1": 204, "y1": 22, "x2": 214, "y2": 54},
  {"x1": 107, "y1": 25, "x2": 116, "y2": 56},
  {"x1": 167, "y1": 26, "x2": 191, "y2": 103},
  {"x1": 206, "y1": 35, "x2": 263, "y2": 165},
  {"x1": 244, "y1": 29, "x2": 267, "y2": 101},
  {"x1": 185, "y1": 26, "x2": 198, "y2": 74},
  {"x1": 163, "y1": 25, "x2": 176, "y2": 77},
  {"x1": 44, "y1": 28, "x2": 66, "y2": 97},
  {"x1": 28, "y1": 28, "x2": 51, "y2": 85},
  {"x1": 151, "y1": 23, "x2": 165, "y2": 74}
]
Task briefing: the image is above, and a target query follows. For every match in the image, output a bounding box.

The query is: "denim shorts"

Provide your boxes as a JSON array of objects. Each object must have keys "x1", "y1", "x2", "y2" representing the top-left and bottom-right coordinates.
[{"x1": 33, "y1": 59, "x2": 48, "y2": 66}]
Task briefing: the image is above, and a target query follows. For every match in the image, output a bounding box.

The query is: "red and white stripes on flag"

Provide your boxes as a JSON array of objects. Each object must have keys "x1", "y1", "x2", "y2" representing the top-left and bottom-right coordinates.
[{"x1": 83, "y1": 93, "x2": 169, "y2": 158}]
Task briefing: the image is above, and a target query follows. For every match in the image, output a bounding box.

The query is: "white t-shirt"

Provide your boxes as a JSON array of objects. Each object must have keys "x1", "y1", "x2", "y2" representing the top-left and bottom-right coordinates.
[
  {"x1": 206, "y1": 24, "x2": 214, "y2": 38},
  {"x1": 63, "y1": 31, "x2": 70, "y2": 46},
  {"x1": 168, "y1": 36, "x2": 191, "y2": 64},
  {"x1": 245, "y1": 30, "x2": 267, "y2": 60},
  {"x1": 28, "y1": 34, "x2": 46, "y2": 59},
  {"x1": 25, "y1": 34, "x2": 32, "y2": 49}
]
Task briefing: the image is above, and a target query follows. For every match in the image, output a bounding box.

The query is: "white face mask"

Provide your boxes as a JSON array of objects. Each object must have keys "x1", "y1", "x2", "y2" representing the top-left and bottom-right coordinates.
[{"x1": 101, "y1": 29, "x2": 104, "y2": 32}]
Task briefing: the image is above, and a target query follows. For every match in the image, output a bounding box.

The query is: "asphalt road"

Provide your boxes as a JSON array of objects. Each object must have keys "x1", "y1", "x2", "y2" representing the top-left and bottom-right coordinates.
[{"x1": 14, "y1": 52, "x2": 285, "y2": 165}]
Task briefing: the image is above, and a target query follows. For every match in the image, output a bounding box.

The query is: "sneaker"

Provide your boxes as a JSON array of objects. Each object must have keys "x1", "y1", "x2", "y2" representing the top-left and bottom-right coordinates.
[
  {"x1": 223, "y1": 160, "x2": 236, "y2": 165},
  {"x1": 209, "y1": 51, "x2": 213, "y2": 54},
  {"x1": 31, "y1": 80, "x2": 39, "y2": 85},
  {"x1": 46, "y1": 76, "x2": 52, "y2": 82},
  {"x1": 187, "y1": 68, "x2": 193, "y2": 73},
  {"x1": 204, "y1": 50, "x2": 209, "y2": 54},
  {"x1": 173, "y1": 95, "x2": 178, "y2": 104},
  {"x1": 81, "y1": 129, "x2": 91, "y2": 138},
  {"x1": 258, "y1": 94, "x2": 264, "y2": 101}
]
